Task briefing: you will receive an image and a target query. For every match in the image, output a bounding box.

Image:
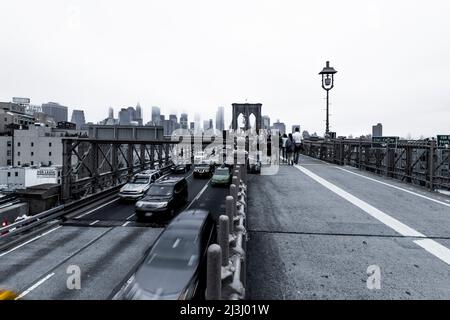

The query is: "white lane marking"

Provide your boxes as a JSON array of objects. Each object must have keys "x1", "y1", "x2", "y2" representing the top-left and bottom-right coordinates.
[
  {"x1": 296, "y1": 165, "x2": 425, "y2": 237},
  {"x1": 75, "y1": 198, "x2": 119, "y2": 219},
  {"x1": 15, "y1": 273, "x2": 55, "y2": 300},
  {"x1": 186, "y1": 180, "x2": 210, "y2": 210},
  {"x1": 296, "y1": 164, "x2": 450, "y2": 265},
  {"x1": 414, "y1": 239, "x2": 450, "y2": 265},
  {"x1": 126, "y1": 213, "x2": 136, "y2": 220},
  {"x1": 122, "y1": 221, "x2": 131, "y2": 227},
  {"x1": 0, "y1": 226, "x2": 62, "y2": 258},
  {"x1": 185, "y1": 172, "x2": 194, "y2": 180},
  {"x1": 336, "y1": 167, "x2": 450, "y2": 208},
  {"x1": 89, "y1": 220, "x2": 100, "y2": 226}
]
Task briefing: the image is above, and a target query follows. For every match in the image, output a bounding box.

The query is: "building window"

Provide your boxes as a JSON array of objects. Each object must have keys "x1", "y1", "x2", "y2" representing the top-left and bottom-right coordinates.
[
  {"x1": 31, "y1": 142, "x2": 34, "y2": 147},
  {"x1": 49, "y1": 142, "x2": 52, "y2": 147},
  {"x1": 49, "y1": 151, "x2": 52, "y2": 156},
  {"x1": 7, "y1": 160, "x2": 11, "y2": 166},
  {"x1": 7, "y1": 150, "x2": 11, "y2": 156},
  {"x1": 31, "y1": 152, "x2": 34, "y2": 156},
  {"x1": 17, "y1": 161, "x2": 21, "y2": 166},
  {"x1": 31, "y1": 161, "x2": 34, "y2": 165},
  {"x1": 7, "y1": 172, "x2": 10, "y2": 177},
  {"x1": 17, "y1": 142, "x2": 21, "y2": 147},
  {"x1": 49, "y1": 161, "x2": 52, "y2": 166},
  {"x1": 17, "y1": 151, "x2": 20, "y2": 156},
  {"x1": 15, "y1": 172, "x2": 18, "y2": 177},
  {"x1": 7, "y1": 141, "x2": 11, "y2": 147}
]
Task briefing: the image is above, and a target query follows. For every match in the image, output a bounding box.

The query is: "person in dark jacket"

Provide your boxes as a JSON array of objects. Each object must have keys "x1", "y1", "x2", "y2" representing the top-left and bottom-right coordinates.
[{"x1": 286, "y1": 133, "x2": 295, "y2": 165}]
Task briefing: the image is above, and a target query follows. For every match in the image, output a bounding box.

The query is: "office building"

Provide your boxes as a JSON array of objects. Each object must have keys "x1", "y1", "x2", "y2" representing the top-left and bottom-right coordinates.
[
  {"x1": 216, "y1": 106, "x2": 224, "y2": 131},
  {"x1": 262, "y1": 115, "x2": 270, "y2": 130},
  {"x1": 372, "y1": 123, "x2": 383, "y2": 137},
  {"x1": 41, "y1": 102, "x2": 68, "y2": 123},
  {"x1": 151, "y1": 106, "x2": 161, "y2": 125},
  {"x1": 71, "y1": 110, "x2": 86, "y2": 129},
  {"x1": 271, "y1": 120, "x2": 286, "y2": 135},
  {"x1": 180, "y1": 113, "x2": 188, "y2": 130}
]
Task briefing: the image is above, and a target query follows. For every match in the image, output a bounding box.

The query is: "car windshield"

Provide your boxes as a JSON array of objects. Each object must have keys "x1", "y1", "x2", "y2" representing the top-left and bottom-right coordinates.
[
  {"x1": 147, "y1": 185, "x2": 174, "y2": 196},
  {"x1": 215, "y1": 169, "x2": 229, "y2": 176},
  {"x1": 132, "y1": 176, "x2": 150, "y2": 184},
  {"x1": 146, "y1": 232, "x2": 200, "y2": 269}
]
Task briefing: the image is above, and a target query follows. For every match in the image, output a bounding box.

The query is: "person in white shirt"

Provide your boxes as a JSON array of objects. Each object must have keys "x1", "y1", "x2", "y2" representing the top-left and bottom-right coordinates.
[
  {"x1": 292, "y1": 127, "x2": 303, "y2": 164},
  {"x1": 281, "y1": 133, "x2": 288, "y2": 163}
]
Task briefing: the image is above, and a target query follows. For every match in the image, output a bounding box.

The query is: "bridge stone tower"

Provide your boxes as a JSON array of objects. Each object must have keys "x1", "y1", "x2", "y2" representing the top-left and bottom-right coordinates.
[{"x1": 231, "y1": 103, "x2": 262, "y2": 132}]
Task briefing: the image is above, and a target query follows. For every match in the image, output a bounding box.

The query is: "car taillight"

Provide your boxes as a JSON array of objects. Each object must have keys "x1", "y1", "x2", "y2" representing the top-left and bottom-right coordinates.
[{"x1": 2, "y1": 220, "x2": 7, "y2": 227}]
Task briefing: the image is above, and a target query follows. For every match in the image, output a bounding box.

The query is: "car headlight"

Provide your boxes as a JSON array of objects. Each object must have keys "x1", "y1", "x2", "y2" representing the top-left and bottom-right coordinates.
[{"x1": 136, "y1": 201, "x2": 144, "y2": 208}]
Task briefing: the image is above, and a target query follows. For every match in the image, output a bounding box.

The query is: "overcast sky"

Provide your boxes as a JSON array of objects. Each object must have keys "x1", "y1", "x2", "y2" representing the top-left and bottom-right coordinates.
[{"x1": 0, "y1": 0, "x2": 449, "y2": 138}]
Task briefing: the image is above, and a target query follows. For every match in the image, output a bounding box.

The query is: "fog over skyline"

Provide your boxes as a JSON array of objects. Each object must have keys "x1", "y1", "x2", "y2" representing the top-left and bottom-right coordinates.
[{"x1": 1, "y1": 0, "x2": 449, "y2": 138}]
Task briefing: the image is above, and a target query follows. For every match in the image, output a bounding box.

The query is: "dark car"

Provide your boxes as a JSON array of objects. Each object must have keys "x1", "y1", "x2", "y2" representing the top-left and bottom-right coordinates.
[
  {"x1": 135, "y1": 177, "x2": 188, "y2": 221},
  {"x1": 118, "y1": 209, "x2": 217, "y2": 300},
  {"x1": 171, "y1": 163, "x2": 191, "y2": 174},
  {"x1": 193, "y1": 163, "x2": 214, "y2": 178}
]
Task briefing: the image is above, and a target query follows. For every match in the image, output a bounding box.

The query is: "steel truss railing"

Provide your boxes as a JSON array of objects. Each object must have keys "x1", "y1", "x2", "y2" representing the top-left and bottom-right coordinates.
[{"x1": 302, "y1": 138, "x2": 450, "y2": 191}]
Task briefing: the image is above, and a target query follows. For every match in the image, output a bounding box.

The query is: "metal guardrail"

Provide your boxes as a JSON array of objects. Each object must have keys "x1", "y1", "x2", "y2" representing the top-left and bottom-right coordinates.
[
  {"x1": 302, "y1": 138, "x2": 450, "y2": 191},
  {"x1": 206, "y1": 163, "x2": 247, "y2": 300},
  {"x1": 0, "y1": 163, "x2": 174, "y2": 244}
]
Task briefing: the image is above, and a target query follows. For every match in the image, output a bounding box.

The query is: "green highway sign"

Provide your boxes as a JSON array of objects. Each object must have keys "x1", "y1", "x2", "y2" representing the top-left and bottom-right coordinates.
[
  {"x1": 437, "y1": 135, "x2": 450, "y2": 147},
  {"x1": 371, "y1": 136, "x2": 399, "y2": 148}
]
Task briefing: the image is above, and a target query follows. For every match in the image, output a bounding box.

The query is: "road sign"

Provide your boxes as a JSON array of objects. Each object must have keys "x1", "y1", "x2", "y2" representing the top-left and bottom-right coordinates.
[
  {"x1": 437, "y1": 135, "x2": 450, "y2": 148},
  {"x1": 372, "y1": 136, "x2": 399, "y2": 148}
]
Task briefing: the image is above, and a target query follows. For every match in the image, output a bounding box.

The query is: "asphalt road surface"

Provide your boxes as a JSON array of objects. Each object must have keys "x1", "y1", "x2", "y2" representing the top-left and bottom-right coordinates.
[
  {"x1": 0, "y1": 168, "x2": 228, "y2": 299},
  {"x1": 246, "y1": 154, "x2": 450, "y2": 299}
]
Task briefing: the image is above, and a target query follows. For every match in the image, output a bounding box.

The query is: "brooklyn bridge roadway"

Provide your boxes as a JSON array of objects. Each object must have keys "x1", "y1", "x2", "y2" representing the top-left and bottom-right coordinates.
[
  {"x1": 0, "y1": 169, "x2": 228, "y2": 300},
  {"x1": 247, "y1": 154, "x2": 450, "y2": 299}
]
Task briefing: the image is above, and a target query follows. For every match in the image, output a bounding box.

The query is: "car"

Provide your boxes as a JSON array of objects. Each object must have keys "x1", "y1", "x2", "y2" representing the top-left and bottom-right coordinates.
[
  {"x1": 211, "y1": 166, "x2": 232, "y2": 186},
  {"x1": 193, "y1": 163, "x2": 214, "y2": 178},
  {"x1": 119, "y1": 171, "x2": 161, "y2": 201},
  {"x1": 135, "y1": 177, "x2": 188, "y2": 221},
  {"x1": 117, "y1": 209, "x2": 217, "y2": 300},
  {"x1": 170, "y1": 163, "x2": 191, "y2": 174}
]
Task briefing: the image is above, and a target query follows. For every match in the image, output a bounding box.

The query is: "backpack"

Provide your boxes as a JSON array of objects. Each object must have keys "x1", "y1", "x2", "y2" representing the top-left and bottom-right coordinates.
[{"x1": 286, "y1": 139, "x2": 294, "y2": 152}]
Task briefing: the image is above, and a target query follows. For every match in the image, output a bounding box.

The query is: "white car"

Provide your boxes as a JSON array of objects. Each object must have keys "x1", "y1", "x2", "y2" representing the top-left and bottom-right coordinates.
[{"x1": 119, "y1": 171, "x2": 161, "y2": 201}]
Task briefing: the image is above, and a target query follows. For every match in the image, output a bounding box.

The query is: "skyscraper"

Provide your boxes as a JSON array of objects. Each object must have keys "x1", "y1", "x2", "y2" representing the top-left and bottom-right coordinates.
[
  {"x1": 151, "y1": 106, "x2": 161, "y2": 125},
  {"x1": 372, "y1": 123, "x2": 383, "y2": 137},
  {"x1": 194, "y1": 113, "x2": 201, "y2": 132},
  {"x1": 169, "y1": 114, "x2": 178, "y2": 124},
  {"x1": 271, "y1": 120, "x2": 286, "y2": 135},
  {"x1": 41, "y1": 102, "x2": 68, "y2": 123},
  {"x1": 118, "y1": 108, "x2": 131, "y2": 125},
  {"x1": 71, "y1": 110, "x2": 86, "y2": 129},
  {"x1": 215, "y1": 106, "x2": 224, "y2": 131},
  {"x1": 108, "y1": 107, "x2": 114, "y2": 119},
  {"x1": 135, "y1": 103, "x2": 143, "y2": 125},
  {"x1": 180, "y1": 113, "x2": 188, "y2": 129},
  {"x1": 262, "y1": 115, "x2": 270, "y2": 130}
]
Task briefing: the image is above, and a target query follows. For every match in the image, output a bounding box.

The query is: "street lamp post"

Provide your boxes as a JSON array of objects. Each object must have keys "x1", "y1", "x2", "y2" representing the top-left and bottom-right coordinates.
[{"x1": 319, "y1": 61, "x2": 337, "y2": 137}]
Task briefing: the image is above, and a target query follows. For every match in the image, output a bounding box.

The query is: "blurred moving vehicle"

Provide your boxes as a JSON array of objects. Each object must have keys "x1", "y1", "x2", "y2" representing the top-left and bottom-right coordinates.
[
  {"x1": 211, "y1": 166, "x2": 232, "y2": 186},
  {"x1": 170, "y1": 163, "x2": 191, "y2": 174},
  {"x1": 135, "y1": 177, "x2": 188, "y2": 221},
  {"x1": 0, "y1": 290, "x2": 17, "y2": 300},
  {"x1": 193, "y1": 163, "x2": 214, "y2": 178},
  {"x1": 119, "y1": 170, "x2": 161, "y2": 201},
  {"x1": 118, "y1": 209, "x2": 217, "y2": 300}
]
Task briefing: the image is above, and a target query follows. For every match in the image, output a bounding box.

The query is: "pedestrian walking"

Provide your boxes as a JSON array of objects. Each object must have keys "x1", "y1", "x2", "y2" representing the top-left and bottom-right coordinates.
[
  {"x1": 292, "y1": 127, "x2": 302, "y2": 164},
  {"x1": 286, "y1": 133, "x2": 295, "y2": 165},
  {"x1": 281, "y1": 133, "x2": 288, "y2": 162}
]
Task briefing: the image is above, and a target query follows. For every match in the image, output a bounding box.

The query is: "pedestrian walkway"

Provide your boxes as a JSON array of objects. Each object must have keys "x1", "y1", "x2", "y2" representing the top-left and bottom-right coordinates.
[{"x1": 246, "y1": 154, "x2": 450, "y2": 299}]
